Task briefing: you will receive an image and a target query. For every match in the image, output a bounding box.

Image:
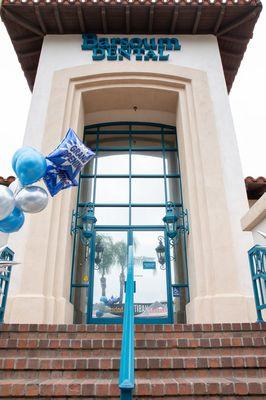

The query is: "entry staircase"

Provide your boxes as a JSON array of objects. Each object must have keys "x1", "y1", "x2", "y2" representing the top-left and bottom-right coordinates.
[{"x1": 0, "y1": 322, "x2": 265, "y2": 398}]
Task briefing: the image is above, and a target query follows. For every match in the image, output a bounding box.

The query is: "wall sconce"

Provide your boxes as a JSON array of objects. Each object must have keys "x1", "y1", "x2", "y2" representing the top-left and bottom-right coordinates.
[
  {"x1": 163, "y1": 202, "x2": 189, "y2": 240},
  {"x1": 71, "y1": 203, "x2": 97, "y2": 246}
]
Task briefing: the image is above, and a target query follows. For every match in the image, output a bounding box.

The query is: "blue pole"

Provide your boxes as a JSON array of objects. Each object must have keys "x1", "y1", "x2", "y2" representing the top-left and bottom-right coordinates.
[{"x1": 119, "y1": 244, "x2": 135, "y2": 399}]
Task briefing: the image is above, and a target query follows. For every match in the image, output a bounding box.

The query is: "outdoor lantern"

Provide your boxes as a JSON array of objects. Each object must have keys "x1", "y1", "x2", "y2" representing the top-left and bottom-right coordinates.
[
  {"x1": 71, "y1": 203, "x2": 97, "y2": 247},
  {"x1": 95, "y1": 236, "x2": 104, "y2": 267},
  {"x1": 163, "y1": 202, "x2": 178, "y2": 239},
  {"x1": 80, "y1": 206, "x2": 97, "y2": 246},
  {"x1": 156, "y1": 237, "x2": 166, "y2": 268}
]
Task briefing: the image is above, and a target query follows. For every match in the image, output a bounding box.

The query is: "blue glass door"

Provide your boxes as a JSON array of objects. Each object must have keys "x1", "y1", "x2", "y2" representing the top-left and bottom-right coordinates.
[{"x1": 87, "y1": 228, "x2": 173, "y2": 324}]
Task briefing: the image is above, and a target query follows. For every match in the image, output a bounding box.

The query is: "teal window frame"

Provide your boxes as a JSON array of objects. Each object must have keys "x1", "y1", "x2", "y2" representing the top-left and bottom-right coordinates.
[{"x1": 70, "y1": 122, "x2": 189, "y2": 324}]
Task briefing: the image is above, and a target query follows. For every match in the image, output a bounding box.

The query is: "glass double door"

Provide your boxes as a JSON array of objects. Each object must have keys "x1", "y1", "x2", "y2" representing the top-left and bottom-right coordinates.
[{"x1": 87, "y1": 229, "x2": 173, "y2": 324}]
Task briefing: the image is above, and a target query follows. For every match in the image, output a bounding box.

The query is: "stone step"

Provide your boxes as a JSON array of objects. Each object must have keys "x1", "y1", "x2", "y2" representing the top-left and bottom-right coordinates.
[{"x1": 0, "y1": 377, "x2": 265, "y2": 397}]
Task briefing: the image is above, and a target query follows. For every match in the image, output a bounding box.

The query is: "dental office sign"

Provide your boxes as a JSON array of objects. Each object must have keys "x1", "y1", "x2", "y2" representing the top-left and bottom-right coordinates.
[{"x1": 81, "y1": 34, "x2": 181, "y2": 61}]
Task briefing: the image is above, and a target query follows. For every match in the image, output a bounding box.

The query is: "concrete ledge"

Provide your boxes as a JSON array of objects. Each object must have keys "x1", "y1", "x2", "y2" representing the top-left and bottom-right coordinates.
[{"x1": 241, "y1": 193, "x2": 266, "y2": 231}]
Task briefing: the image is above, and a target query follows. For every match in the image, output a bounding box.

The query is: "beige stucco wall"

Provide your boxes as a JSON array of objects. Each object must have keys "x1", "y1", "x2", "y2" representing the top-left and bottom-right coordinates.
[{"x1": 4, "y1": 35, "x2": 256, "y2": 323}]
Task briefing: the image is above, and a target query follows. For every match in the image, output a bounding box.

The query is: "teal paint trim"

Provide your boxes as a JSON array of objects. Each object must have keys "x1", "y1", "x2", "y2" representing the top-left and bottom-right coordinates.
[
  {"x1": 90, "y1": 147, "x2": 177, "y2": 152},
  {"x1": 0, "y1": 248, "x2": 14, "y2": 323},
  {"x1": 248, "y1": 245, "x2": 266, "y2": 322},
  {"x1": 78, "y1": 203, "x2": 182, "y2": 208},
  {"x1": 81, "y1": 174, "x2": 181, "y2": 179},
  {"x1": 87, "y1": 232, "x2": 96, "y2": 324},
  {"x1": 71, "y1": 121, "x2": 189, "y2": 325},
  {"x1": 129, "y1": 126, "x2": 132, "y2": 226},
  {"x1": 119, "y1": 243, "x2": 135, "y2": 398},
  {"x1": 84, "y1": 121, "x2": 175, "y2": 130}
]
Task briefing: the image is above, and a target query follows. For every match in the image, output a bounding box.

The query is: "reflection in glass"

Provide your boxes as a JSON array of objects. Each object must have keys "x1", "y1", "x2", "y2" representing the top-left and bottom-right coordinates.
[
  {"x1": 165, "y1": 151, "x2": 179, "y2": 174},
  {"x1": 79, "y1": 178, "x2": 94, "y2": 203},
  {"x1": 166, "y1": 178, "x2": 181, "y2": 204},
  {"x1": 75, "y1": 124, "x2": 187, "y2": 323},
  {"x1": 131, "y1": 207, "x2": 165, "y2": 225},
  {"x1": 131, "y1": 124, "x2": 161, "y2": 131},
  {"x1": 92, "y1": 231, "x2": 127, "y2": 319},
  {"x1": 164, "y1": 133, "x2": 176, "y2": 149},
  {"x1": 84, "y1": 134, "x2": 97, "y2": 149},
  {"x1": 73, "y1": 287, "x2": 89, "y2": 323},
  {"x1": 98, "y1": 134, "x2": 128, "y2": 147},
  {"x1": 131, "y1": 152, "x2": 163, "y2": 174},
  {"x1": 133, "y1": 231, "x2": 168, "y2": 318},
  {"x1": 95, "y1": 178, "x2": 129, "y2": 204},
  {"x1": 94, "y1": 207, "x2": 129, "y2": 225},
  {"x1": 83, "y1": 156, "x2": 96, "y2": 175},
  {"x1": 132, "y1": 178, "x2": 165, "y2": 204},
  {"x1": 97, "y1": 153, "x2": 129, "y2": 175},
  {"x1": 99, "y1": 125, "x2": 129, "y2": 131},
  {"x1": 170, "y1": 234, "x2": 187, "y2": 323},
  {"x1": 131, "y1": 134, "x2": 162, "y2": 148}
]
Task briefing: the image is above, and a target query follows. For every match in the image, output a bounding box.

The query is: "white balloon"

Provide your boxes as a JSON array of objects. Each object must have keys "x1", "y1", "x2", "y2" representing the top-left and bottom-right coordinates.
[
  {"x1": 0, "y1": 186, "x2": 15, "y2": 220},
  {"x1": 15, "y1": 186, "x2": 48, "y2": 214},
  {"x1": 9, "y1": 179, "x2": 23, "y2": 196}
]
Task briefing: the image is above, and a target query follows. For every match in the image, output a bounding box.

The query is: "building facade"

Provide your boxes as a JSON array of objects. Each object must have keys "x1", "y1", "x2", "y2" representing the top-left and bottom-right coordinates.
[{"x1": 0, "y1": 0, "x2": 262, "y2": 325}]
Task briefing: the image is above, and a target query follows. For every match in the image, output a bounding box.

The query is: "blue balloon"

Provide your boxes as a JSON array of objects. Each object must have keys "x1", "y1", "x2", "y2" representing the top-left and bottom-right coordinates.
[
  {"x1": 100, "y1": 296, "x2": 108, "y2": 304},
  {"x1": 0, "y1": 207, "x2": 25, "y2": 233},
  {"x1": 96, "y1": 310, "x2": 104, "y2": 318},
  {"x1": 15, "y1": 150, "x2": 47, "y2": 186},
  {"x1": 12, "y1": 147, "x2": 35, "y2": 175}
]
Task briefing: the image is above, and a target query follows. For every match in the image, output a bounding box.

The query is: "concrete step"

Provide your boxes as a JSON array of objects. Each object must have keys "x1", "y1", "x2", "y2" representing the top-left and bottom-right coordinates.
[{"x1": 0, "y1": 377, "x2": 265, "y2": 397}]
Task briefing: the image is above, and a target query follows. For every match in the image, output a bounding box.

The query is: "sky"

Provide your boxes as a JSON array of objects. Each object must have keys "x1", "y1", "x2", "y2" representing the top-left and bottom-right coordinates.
[{"x1": 0, "y1": 7, "x2": 265, "y2": 179}]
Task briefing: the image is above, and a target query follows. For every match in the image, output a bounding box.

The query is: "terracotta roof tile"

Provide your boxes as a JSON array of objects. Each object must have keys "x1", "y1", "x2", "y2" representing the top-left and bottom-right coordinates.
[
  {"x1": 0, "y1": 0, "x2": 262, "y2": 92},
  {"x1": 0, "y1": 176, "x2": 15, "y2": 187},
  {"x1": 245, "y1": 176, "x2": 266, "y2": 200}
]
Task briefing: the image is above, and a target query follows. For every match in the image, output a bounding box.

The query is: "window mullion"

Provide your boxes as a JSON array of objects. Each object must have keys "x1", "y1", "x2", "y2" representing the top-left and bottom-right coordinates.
[
  {"x1": 92, "y1": 128, "x2": 100, "y2": 207},
  {"x1": 129, "y1": 124, "x2": 132, "y2": 226}
]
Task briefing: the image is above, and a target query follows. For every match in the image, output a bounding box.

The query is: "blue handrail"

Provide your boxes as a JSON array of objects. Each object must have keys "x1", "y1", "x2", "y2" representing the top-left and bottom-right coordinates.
[
  {"x1": 248, "y1": 245, "x2": 266, "y2": 322},
  {"x1": 119, "y1": 244, "x2": 135, "y2": 400},
  {"x1": 0, "y1": 247, "x2": 14, "y2": 323}
]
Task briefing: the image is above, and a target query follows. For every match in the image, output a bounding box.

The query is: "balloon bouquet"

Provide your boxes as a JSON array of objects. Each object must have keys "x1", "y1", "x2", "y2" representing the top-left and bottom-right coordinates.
[
  {"x1": 0, "y1": 129, "x2": 95, "y2": 234},
  {"x1": 95, "y1": 295, "x2": 120, "y2": 318}
]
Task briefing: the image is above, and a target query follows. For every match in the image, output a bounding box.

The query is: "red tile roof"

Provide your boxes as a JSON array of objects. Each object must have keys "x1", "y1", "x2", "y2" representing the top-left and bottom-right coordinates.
[
  {"x1": 0, "y1": 0, "x2": 262, "y2": 92},
  {"x1": 245, "y1": 176, "x2": 266, "y2": 200},
  {"x1": 0, "y1": 176, "x2": 15, "y2": 187}
]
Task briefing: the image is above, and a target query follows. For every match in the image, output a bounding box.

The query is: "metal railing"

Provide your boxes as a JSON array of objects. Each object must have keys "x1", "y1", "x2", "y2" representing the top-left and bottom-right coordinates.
[
  {"x1": 248, "y1": 245, "x2": 266, "y2": 322},
  {"x1": 0, "y1": 247, "x2": 14, "y2": 323},
  {"x1": 119, "y1": 244, "x2": 135, "y2": 400}
]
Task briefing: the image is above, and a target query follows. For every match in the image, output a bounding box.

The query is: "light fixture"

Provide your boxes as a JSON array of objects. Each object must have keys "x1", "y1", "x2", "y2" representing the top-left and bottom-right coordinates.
[
  {"x1": 71, "y1": 203, "x2": 97, "y2": 246},
  {"x1": 163, "y1": 202, "x2": 178, "y2": 239},
  {"x1": 94, "y1": 236, "x2": 104, "y2": 269},
  {"x1": 163, "y1": 202, "x2": 189, "y2": 240},
  {"x1": 155, "y1": 236, "x2": 166, "y2": 270}
]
